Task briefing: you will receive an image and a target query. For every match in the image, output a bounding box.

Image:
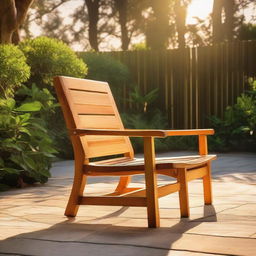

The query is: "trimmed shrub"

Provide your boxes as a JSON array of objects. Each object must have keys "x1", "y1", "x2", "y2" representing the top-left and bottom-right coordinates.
[
  {"x1": 19, "y1": 36, "x2": 87, "y2": 87},
  {"x1": 0, "y1": 44, "x2": 30, "y2": 97}
]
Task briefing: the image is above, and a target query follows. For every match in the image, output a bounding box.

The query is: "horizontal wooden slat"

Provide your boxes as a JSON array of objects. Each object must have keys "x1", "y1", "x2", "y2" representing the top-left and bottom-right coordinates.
[
  {"x1": 79, "y1": 196, "x2": 147, "y2": 207},
  {"x1": 84, "y1": 138, "x2": 130, "y2": 158},
  {"x1": 106, "y1": 187, "x2": 142, "y2": 196},
  {"x1": 72, "y1": 128, "x2": 215, "y2": 137},
  {"x1": 86, "y1": 135, "x2": 125, "y2": 143},
  {"x1": 84, "y1": 169, "x2": 177, "y2": 176},
  {"x1": 84, "y1": 155, "x2": 216, "y2": 172},
  {"x1": 74, "y1": 104, "x2": 115, "y2": 115},
  {"x1": 165, "y1": 129, "x2": 215, "y2": 136},
  {"x1": 60, "y1": 76, "x2": 109, "y2": 92},
  {"x1": 70, "y1": 90, "x2": 112, "y2": 106},
  {"x1": 172, "y1": 155, "x2": 216, "y2": 168},
  {"x1": 79, "y1": 115, "x2": 121, "y2": 129},
  {"x1": 122, "y1": 183, "x2": 180, "y2": 198},
  {"x1": 187, "y1": 166, "x2": 207, "y2": 181},
  {"x1": 85, "y1": 170, "x2": 144, "y2": 176},
  {"x1": 86, "y1": 136, "x2": 127, "y2": 152}
]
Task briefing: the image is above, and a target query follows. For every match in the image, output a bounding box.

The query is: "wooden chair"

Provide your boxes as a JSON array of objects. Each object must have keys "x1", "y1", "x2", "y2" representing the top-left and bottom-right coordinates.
[{"x1": 53, "y1": 76, "x2": 216, "y2": 228}]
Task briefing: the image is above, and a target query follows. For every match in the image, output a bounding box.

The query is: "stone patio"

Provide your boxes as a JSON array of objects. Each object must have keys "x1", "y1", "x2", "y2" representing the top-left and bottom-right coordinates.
[{"x1": 0, "y1": 152, "x2": 255, "y2": 256}]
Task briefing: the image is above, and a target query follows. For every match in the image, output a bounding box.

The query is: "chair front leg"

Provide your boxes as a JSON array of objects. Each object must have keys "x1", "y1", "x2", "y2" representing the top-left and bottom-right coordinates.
[
  {"x1": 65, "y1": 160, "x2": 86, "y2": 217},
  {"x1": 203, "y1": 162, "x2": 212, "y2": 205},
  {"x1": 177, "y1": 168, "x2": 190, "y2": 218},
  {"x1": 144, "y1": 137, "x2": 160, "y2": 228}
]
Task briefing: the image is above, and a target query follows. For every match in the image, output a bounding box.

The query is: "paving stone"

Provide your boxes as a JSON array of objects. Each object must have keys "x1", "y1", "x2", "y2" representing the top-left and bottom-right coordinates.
[
  {"x1": 221, "y1": 203, "x2": 256, "y2": 216},
  {"x1": 0, "y1": 237, "x2": 226, "y2": 256},
  {"x1": 0, "y1": 152, "x2": 255, "y2": 256}
]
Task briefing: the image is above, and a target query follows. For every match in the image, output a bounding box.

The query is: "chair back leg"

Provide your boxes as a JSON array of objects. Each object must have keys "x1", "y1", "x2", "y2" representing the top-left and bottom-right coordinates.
[
  {"x1": 115, "y1": 176, "x2": 131, "y2": 193},
  {"x1": 203, "y1": 162, "x2": 213, "y2": 205}
]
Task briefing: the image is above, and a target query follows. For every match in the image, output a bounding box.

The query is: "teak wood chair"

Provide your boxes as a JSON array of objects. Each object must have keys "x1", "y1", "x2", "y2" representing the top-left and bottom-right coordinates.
[{"x1": 54, "y1": 76, "x2": 216, "y2": 228}]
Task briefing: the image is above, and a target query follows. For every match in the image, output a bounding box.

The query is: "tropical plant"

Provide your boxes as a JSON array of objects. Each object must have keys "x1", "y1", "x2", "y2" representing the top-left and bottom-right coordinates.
[
  {"x1": 0, "y1": 85, "x2": 57, "y2": 191},
  {"x1": 128, "y1": 86, "x2": 159, "y2": 113}
]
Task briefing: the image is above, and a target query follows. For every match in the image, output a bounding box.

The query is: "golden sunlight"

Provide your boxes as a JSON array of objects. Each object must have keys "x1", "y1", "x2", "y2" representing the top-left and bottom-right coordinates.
[{"x1": 186, "y1": 0, "x2": 213, "y2": 24}]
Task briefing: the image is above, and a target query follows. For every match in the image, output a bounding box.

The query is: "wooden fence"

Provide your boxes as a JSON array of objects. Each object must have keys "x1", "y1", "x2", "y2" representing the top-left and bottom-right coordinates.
[{"x1": 105, "y1": 41, "x2": 256, "y2": 129}]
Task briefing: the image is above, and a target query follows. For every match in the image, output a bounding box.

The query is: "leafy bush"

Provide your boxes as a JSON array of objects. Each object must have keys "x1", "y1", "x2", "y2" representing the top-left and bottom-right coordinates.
[
  {"x1": 0, "y1": 85, "x2": 57, "y2": 190},
  {"x1": 19, "y1": 37, "x2": 88, "y2": 159},
  {"x1": 209, "y1": 79, "x2": 256, "y2": 152},
  {"x1": 0, "y1": 44, "x2": 30, "y2": 97},
  {"x1": 19, "y1": 36, "x2": 87, "y2": 88}
]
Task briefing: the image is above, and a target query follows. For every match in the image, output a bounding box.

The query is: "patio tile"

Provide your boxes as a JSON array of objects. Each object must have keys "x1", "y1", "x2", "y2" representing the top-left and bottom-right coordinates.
[
  {"x1": 0, "y1": 237, "x2": 226, "y2": 256},
  {"x1": 0, "y1": 152, "x2": 255, "y2": 256},
  {"x1": 220, "y1": 203, "x2": 256, "y2": 216},
  {"x1": 76, "y1": 225, "x2": 256, "y2": 256}
]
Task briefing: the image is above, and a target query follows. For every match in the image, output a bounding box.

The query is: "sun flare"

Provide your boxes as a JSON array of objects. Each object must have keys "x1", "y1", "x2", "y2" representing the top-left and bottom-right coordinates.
[{"x1": 186, "y1": 0, "x2": 213, "y2": 24}]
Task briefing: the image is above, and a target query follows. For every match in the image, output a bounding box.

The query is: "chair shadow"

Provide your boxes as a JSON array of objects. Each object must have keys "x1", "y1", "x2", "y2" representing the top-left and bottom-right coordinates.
[{"x1": 0, "y1": 205, "x2": 217, "y2": 256}]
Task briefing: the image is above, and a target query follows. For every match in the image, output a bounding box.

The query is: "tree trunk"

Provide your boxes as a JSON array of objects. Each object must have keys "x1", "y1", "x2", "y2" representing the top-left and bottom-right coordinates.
[
  {"x1": 147, "y1": 0, "x2": 169, "y2": 50},
  {"x1": 0, "y1": 0, "x2": 34, "y2": 44},
  {"x1": 174, "y1": 0, "x2": 187, "y2": 48},
  {"x1": 212, "y1": 0, "x2": 235, "y2": 43},
  {"x1": 85, "y1": 0, "x2": 100, "y2": 51},
  {"x1": 115, "y1": 0, "x2": 129, "y2": 50},
  {"x1": 212, "y1": 0, "x2": 223, "y2": 43},
  {"x1": 0, "y1": 0, "x2": 17, "y2": 43},
  {"x1": 223, "y1": 0, "x2": 235, "y2": 41}
]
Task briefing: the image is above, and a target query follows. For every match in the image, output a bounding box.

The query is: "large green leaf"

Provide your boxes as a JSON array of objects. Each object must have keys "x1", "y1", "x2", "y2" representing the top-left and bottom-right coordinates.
[
  {"x1": 1, "y1": 167, "x2": 20, "y2": 174},
  {"x1": 15, "y1": 101, "x2": 42, "y2": 112}
]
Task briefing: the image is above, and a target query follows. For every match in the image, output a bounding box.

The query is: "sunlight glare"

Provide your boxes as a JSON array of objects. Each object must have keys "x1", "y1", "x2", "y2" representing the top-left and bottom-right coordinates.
[{"x1": 186, "y1": 0, "x2": 213, "y2": 24}]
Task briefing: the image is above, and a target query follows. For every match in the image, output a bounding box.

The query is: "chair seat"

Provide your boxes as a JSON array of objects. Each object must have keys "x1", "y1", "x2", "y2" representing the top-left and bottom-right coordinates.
[{"x1": 84, "y1": 155, "x2": 216, "y2": 174}]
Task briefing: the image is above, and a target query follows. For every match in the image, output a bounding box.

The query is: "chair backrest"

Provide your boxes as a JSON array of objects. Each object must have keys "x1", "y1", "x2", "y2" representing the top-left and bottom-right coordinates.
[{"x1": 54, "y1": 76, "x2": 134, "y2": 160}]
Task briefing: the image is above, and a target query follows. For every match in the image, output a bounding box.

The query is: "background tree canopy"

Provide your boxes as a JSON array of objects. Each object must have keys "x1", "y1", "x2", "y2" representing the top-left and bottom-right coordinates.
[{"x1": 0, "y1": 0, "x2": 255, "y2": 50}]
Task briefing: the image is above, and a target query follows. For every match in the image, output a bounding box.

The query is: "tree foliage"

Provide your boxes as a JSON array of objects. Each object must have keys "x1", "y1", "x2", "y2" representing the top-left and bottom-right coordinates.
[
  {"x1": 0, "y1": 44, "x2": 30, "y2": 97},
  {"x1": 1, "y1": 0, "x2": 256, "y2": 49}
]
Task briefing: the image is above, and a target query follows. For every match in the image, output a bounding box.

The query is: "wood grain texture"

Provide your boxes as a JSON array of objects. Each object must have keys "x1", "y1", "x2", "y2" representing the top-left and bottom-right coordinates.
[
  {"x1": 54, "y1": 76, "x2": 216, "y2": 228},
  {"x1": 203, "y1": 162, "x2": 213, "y2": 205},
  {"x1": 144, "y1": 137, "x2": 160, "y2": 228},
  {"x1": 72, "y1": 128, "x2": 215, "y2": 137},
  {"x1": 199, "y1": 135, "x2": 208, "y2": 155},
  {"x1": 177, "y1": 168, "x2": 190, "y2": 218},
  {"x1": 70, "y1": 90, "x2": 112, "y2": 106}
]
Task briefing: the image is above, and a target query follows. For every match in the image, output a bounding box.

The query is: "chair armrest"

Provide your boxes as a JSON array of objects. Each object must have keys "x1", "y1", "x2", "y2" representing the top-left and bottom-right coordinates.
[{"x1": 71, "y1": 128, "x2": 214, "y2": 137}]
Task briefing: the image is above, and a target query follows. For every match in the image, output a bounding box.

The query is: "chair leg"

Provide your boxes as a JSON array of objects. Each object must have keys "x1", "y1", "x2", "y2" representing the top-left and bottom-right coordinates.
[
  {"x1": 203, "y1": 162, "x2": 212, "y2": 205},
  {"x1": 65, "y1": 163, "x2": 86, "y2": 217},
  {"x1": 144, "y1": 137, "x2": 160, "y2": 228},
  {"x1": 115, "y1": 176, "x2": 131, "y2": 193},
  {"x1": 177, "y1": 168, "x2": 190, "y2": 218}
]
